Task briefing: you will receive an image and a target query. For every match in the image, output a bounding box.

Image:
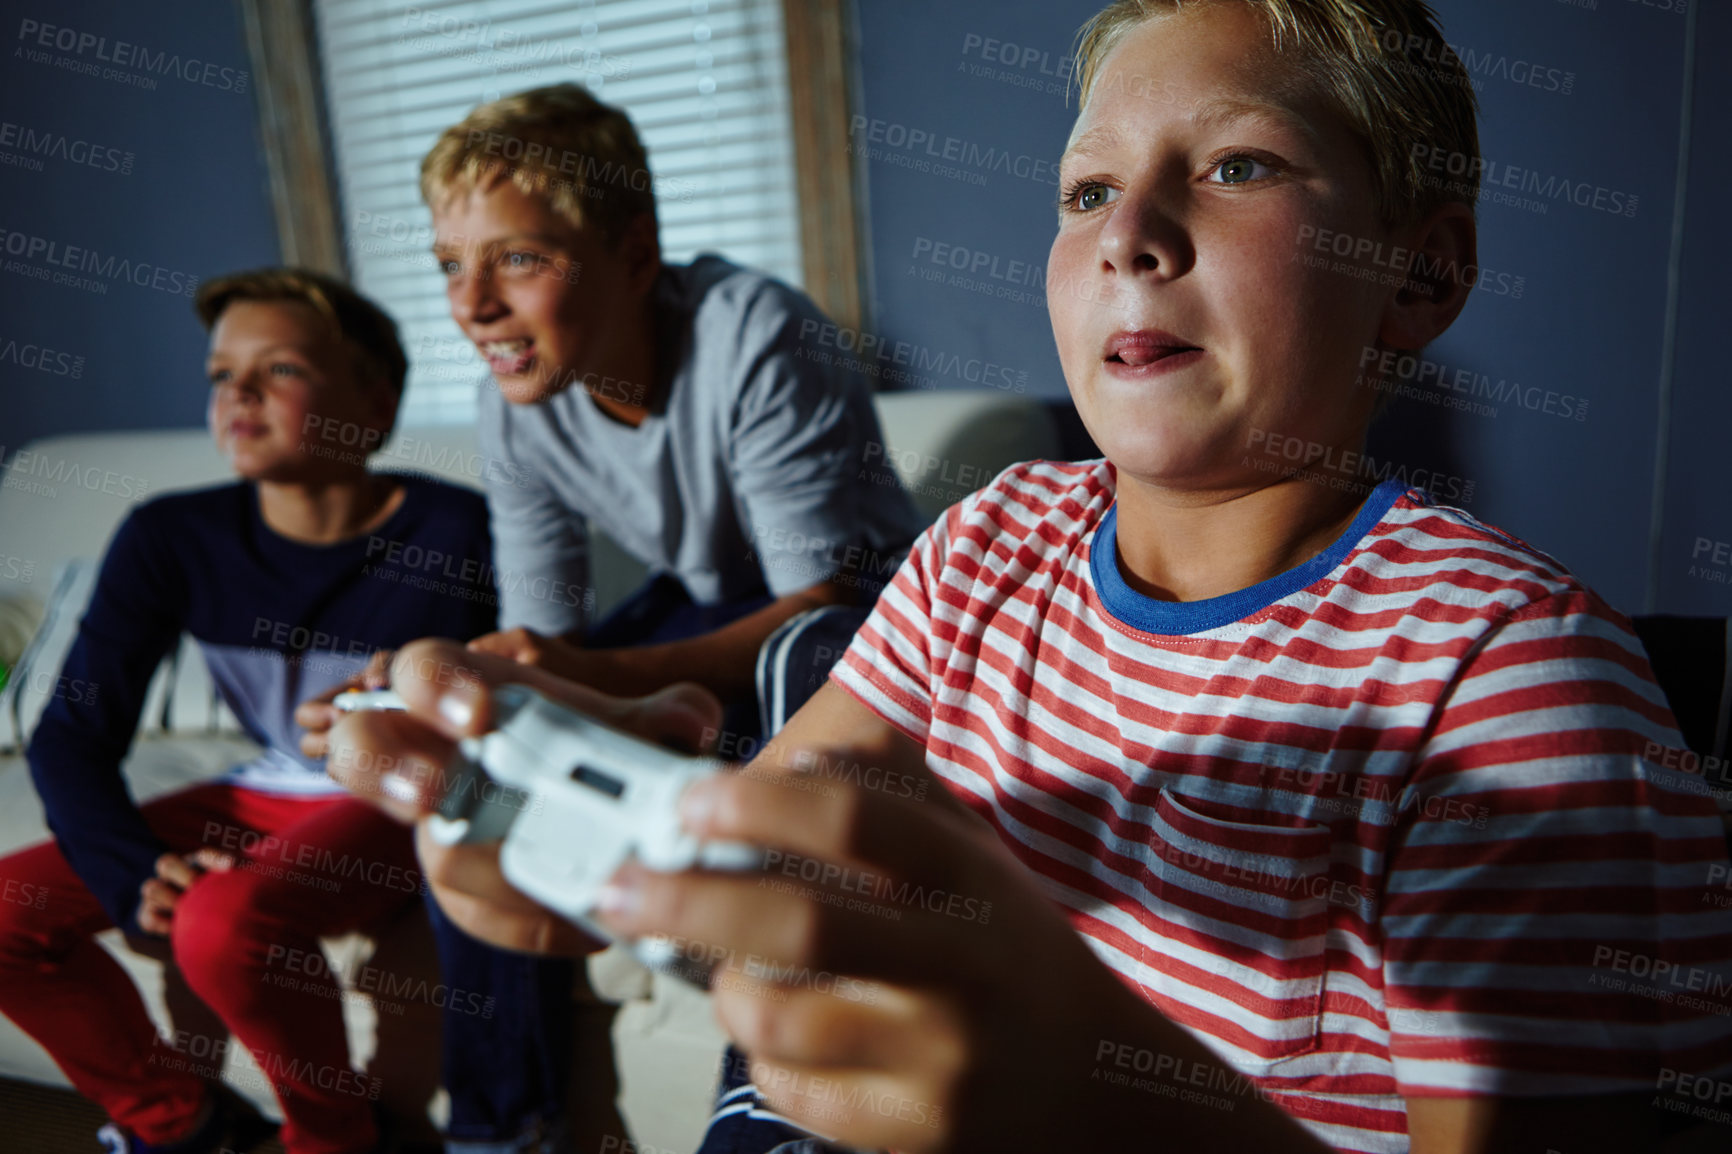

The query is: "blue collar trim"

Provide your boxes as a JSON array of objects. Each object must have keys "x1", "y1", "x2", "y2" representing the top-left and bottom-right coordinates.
[{"x1": 1089, "y1": 480, "x2": 1407, "y2": 636}]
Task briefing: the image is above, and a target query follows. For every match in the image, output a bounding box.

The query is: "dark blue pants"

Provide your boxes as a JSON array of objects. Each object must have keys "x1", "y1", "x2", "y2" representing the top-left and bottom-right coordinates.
[
  {"x1": 436, "y1": 574, "x2": 771, "y2": 1149},
  {"x1": 698, "y1": 605, "x2": 876, "y2": 1154},
  {"x1": 428, "y1": 894, "x2": 576, "y2": 1148}
]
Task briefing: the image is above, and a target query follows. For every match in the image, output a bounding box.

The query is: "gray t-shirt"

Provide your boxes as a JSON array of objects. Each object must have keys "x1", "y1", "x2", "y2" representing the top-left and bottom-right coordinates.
[{"x1": 477, "y1": 254, "x2": 924, "y2": 634}]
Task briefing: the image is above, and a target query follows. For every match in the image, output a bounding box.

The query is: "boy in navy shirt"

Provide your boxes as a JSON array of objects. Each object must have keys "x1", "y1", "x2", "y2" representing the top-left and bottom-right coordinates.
[{"x1": 0, "y1": 270, "x2": 496, "y2": 1154}]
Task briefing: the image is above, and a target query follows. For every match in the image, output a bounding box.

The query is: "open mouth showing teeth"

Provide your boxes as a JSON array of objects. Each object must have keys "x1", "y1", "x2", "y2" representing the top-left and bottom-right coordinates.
[{"x1": 481, "y1": 339, "x2": 535, "y2": 373}]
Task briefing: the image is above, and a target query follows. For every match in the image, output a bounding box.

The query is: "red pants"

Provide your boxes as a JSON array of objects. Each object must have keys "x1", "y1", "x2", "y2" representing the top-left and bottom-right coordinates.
[{"x1": 0, "y1": 782, "x2": 419, "y2": 1154}]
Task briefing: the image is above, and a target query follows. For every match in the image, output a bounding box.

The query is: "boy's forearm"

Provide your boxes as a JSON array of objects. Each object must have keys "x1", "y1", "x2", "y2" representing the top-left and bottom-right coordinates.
[
  {"x1": 1061, "y1": 978, "x2": 1336, "y2": 1152},
  {"x1": 728, "y1": 693, "x2": 1330, "y2": 1150},
  {"x1": 29, "y1": 745, "x2": 165, "y2": 930},
  {"x1": 577, "y1": 582, "x2": 854, "y2": 701}
]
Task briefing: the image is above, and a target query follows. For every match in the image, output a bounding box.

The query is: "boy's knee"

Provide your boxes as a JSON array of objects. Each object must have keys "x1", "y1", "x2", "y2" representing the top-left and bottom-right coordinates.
[
  {"x1": 0, "y1": 876, "x2": 61, "y2": 970},
  {"x1": 0, "y1": 904, "x2": 40, "y2": 971},
  {"x1": 169, "y1": 872, "x2": 262, "y2": 976}
]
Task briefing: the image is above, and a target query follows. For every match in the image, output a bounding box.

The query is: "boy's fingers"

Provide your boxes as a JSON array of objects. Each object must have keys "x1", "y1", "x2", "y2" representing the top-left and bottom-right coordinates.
[
  {"x1": 509, "y1": 632, "x2": 545, "y2": 665},
  {"x1": 296, "y1": 664, "x2": 383, "y2": 755},
  {"x1": 387, "y1": 639, "x2": 496, "y2": 738},
  {"x1": 679, "y1": 770, "x2": 977, "y2": 899},
  {"x1": 414, "y1": 829, "x2": 565, "y2": 919},
  {"x1": 388, "y1": 637, "x2": 723, "y2": 747},
  {"x1": 745, "y1": 1058, "x2": 948, "y2": 1151},
  {"x1": 598, "y1": 861, "x2": 819, "y2": 970},
  {"x1": 713, "y1": 980, "x2": 957, "y2": 1075},
  {"x1": 415, "y1": 825, "x2": 604, "y2": 956},
  {"x1": 137, "y1": 903, "x2": 172, "y2": 936},
  {"x1": 141, "y1": 878, "x2": 181, "y2": 912},
  {"x1": 297, "y1": 703, "x2": 339, "y2": 759},
  {"x1": 622, "y1": 682, "x2": 724, "y2": 754},
  {"x1": 599, "y1": 857, "x2": 979, "y2": 989},
  {"x1": 610, "y1": 769, "x2": 1053, "y2": 989},
  {"x1": 296, "y1": 668, "x2": 368, "y2": 720},
  {"x1": 327, "y1": 709, "x2": 459, "y2": 821},
  {"x1": 293, "y1": 699, "x2": 338, "y2": 731},
  {"x1": 465, "y1": 628, "x2": 532, "y2": 660},
  {"x1": 430, "y1": 882, "x2": 605, "y2": 957},
  {"x1": 361, "y1": 648, "x2": 395, "y2": 690},
  {"x1": 191, "y1": 848, "x2": 234, "y2": 873},
  {"x1": 332, "y1": 642, "x2": 728, "y2": 872},
  {"x1": 154, "y1": 854, "x2": 200, "y2": 889}
]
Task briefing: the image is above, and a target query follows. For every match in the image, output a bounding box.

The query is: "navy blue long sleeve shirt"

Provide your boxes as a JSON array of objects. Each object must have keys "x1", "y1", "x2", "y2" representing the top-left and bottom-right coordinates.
[{"x1": 26, "y1": 475, "x2": 497, "y2": 933}]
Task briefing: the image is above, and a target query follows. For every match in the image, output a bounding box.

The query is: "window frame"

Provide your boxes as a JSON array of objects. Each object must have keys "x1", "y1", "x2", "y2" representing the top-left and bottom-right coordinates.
[
  {"x1": 238, "y1": 0, "x2": 347, "y2": 276},
  {"x1": 241, "y1": 0, "x2": 866, "y2": 328}
]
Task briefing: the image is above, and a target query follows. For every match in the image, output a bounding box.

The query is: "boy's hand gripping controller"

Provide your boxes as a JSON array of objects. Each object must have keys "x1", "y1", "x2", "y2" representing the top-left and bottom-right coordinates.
[{"x1": 335, "y1": 684, "x2": 760, "y2": 981}]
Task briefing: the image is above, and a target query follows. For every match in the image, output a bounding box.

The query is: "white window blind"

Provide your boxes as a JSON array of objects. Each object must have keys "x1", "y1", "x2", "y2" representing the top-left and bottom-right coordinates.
[{"x1": 312, "y1": 0, "x2": 803, "y2": 425}]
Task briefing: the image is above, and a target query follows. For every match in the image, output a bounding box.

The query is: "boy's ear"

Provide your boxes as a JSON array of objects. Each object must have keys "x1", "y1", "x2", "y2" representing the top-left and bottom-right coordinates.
[
  {"x1": 355, "y1": 357, "x2": 400, "y2": 451},
  {"x1": 616, "y1": 212, "x2": 662, "y2": 297},
  {"x1": 370, "y1": 380, "x2": 402, "y2": 450},
  {"x1": 1378, "y1": 202, "x2": 1478, "y2": 351}
]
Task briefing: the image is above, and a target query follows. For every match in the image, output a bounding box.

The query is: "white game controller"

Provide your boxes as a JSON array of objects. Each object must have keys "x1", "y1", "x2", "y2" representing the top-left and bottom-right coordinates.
[{"x1": 333, "y1": 684, "x2": 761, "y2": 983}]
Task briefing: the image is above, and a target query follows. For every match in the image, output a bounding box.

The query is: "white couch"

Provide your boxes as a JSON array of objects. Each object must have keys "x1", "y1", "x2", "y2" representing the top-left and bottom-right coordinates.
[{"x1": 0, "y1": 391, "x2": 1060, "y2": 1149}]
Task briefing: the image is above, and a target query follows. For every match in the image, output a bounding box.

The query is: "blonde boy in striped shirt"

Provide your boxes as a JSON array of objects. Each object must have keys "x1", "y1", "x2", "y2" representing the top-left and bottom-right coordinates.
[{"x1": 328, "y1": 1, "x2": 1732, "y2": 1151}]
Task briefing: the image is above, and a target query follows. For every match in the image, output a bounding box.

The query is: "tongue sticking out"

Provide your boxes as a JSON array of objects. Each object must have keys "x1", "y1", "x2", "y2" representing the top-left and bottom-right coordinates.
[{"x1": 1118, "y1": 347, "x2": 1166, "y2": 367}]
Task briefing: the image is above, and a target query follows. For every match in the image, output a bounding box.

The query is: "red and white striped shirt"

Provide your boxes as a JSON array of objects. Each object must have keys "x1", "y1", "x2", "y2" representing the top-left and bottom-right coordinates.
[{"x1": 833, "y1": 460, "x2": 1732, "y2": 1153}]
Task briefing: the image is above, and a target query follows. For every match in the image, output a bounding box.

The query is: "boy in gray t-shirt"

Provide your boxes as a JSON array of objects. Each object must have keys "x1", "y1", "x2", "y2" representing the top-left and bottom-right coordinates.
[
  {"x1": 386, "y1": 84, "x2": 918, "y2": 1154},
  {"x1": 425, "y1": 90, "x2": 921, "y2": 711},
  {"x1": 474, "y1": 251, "x2": 921, "y2": 666}
]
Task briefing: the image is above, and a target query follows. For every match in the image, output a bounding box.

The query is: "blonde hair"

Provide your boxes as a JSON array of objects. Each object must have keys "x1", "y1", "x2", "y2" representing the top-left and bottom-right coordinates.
[
  {"x1": 195, "y1": 267, "x2": 407, "y2": 397},
  {"x1": 1074, "y1": 0, "x2": 1480, "y2": 224},
  {"x1": 420, "y1": 84, "x2": 658, "y2": 246}
]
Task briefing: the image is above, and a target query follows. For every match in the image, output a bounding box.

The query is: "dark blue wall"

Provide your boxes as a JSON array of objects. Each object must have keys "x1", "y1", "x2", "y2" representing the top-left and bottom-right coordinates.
[
  {"x1": 2, "y1": 1, "x2": 1721, "y2": 618},
  {"x1": 0, "y1": 0, "x2": 279, "y2": 452},
  {"x1": 850, "y1": 0, "x2": 1718, "y2": 616},
  {"x1": 1656, "y1": 0, "x2": 1731, "y2": 616}
]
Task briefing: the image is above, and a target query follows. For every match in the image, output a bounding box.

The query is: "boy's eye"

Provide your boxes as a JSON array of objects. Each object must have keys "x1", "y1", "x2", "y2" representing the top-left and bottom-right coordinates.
[
  {"x1": 438, "y1": 258, "x2": 461, "y2": 276},
  {"x1": 488, "y1": 249, "x2": 533, "y2": 272},
  {"x1": 1061, "y1": 180, "x2": 1119, "y2": 213},
  {"x1": 1209, "y1": 155, "x2": 1273, "y2": 185},
  {"x1": 500, "y1": 250, "x2": 540, "y2": 272},
  {"x1": 270, "y1": 363, "x2": 304, "y2": 377},
  {"x1": 208, "y1": 369, "x2": 230, "y2": 386}
]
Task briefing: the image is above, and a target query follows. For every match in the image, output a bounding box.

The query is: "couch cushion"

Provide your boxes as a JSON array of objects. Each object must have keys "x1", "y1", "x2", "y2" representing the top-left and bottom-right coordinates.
[
  {"x1": 0, "y1": 427, "x2": 656, "y2": 754},
  {"x1": 0, "y1": 391, "x2": 1063, "y2": 1140},
  {"x1": 873, "y1": 391, "x2": 1061, "y2": 521}
]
